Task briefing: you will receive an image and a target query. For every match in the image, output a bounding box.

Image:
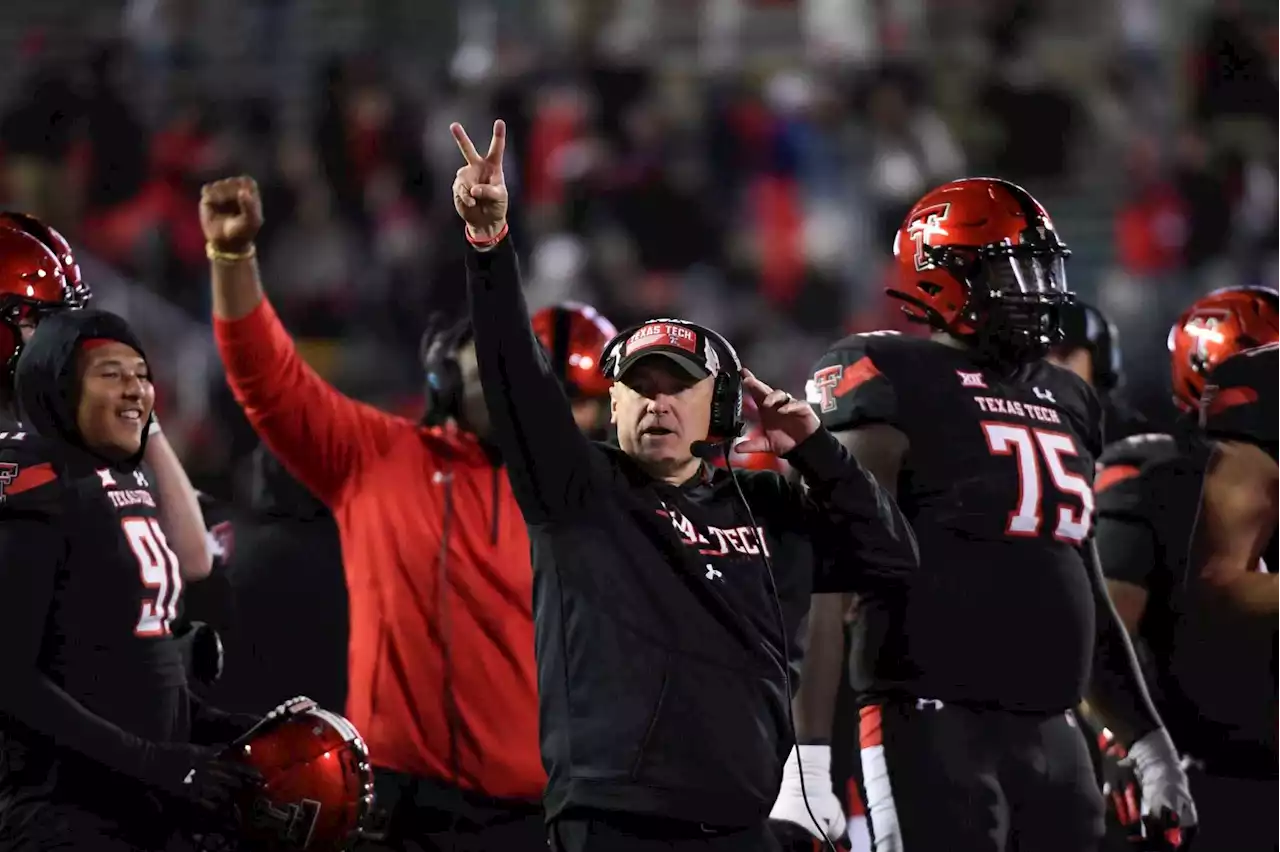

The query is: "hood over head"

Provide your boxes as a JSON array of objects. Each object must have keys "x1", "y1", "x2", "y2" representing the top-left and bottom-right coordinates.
[{"x1": 14, "y1": 308, "x2": 151, "y2": 467}]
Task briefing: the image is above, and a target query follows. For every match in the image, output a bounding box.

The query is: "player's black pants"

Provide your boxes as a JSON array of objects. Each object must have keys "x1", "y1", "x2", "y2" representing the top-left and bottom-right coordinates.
[
  {"x1": 0, "y1": 792, "x2": 173, "y2": 852},
  {"x1": 854, "y1": 699, "x2": 1104, "y2": 852},
  {"x1": 355, "y1": 768, "x2": 545, "y2": 852},
  {"x1": 1185, "y1": 767, "x2": 1278, "y2": 852},
  {"x1": 548, "y1": 809, "x2": 780, "y2": 852},
  {"x1": 0, "y1": 760, "x2": 176, "y2": 852}
]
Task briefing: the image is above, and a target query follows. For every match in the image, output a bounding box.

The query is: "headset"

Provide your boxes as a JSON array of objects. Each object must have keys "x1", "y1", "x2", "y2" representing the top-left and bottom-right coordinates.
[
  {"x1": 600, "y1": 319, "x2": 747, "y2": 443},
  {"x1": 420, "y1": 314, "x2": 473, "y2": 427},
  {"x1": 600, "y1": 318, "x2": 838, "y2": 851}
]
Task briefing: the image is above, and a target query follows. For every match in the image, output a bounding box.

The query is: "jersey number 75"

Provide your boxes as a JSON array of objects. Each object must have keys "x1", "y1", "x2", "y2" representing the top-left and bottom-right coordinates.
[{"x1": 982, "y1": 423, "x2": 1095, "y2": 545}]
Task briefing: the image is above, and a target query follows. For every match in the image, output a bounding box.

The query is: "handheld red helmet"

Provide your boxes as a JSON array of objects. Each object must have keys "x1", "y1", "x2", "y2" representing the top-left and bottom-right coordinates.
[
  {"x1": 0, "y1": 212, "x2": 90, "y2": 308},
  {"x1": 888, "y1": 177, "x2": 1072, "y2": 359},
  {"x1": 1167, "y1": 286, "x2": 1278, "y2": 411},
  {"x1": 224, "y1": 697, "x2": 375, "y2": 851},
  {"x1": 0, "y1": 228, "x2": 71, "y2": 379},
  {"x1": 531, "y1": 301, "x2": 617, "y2": 399}
]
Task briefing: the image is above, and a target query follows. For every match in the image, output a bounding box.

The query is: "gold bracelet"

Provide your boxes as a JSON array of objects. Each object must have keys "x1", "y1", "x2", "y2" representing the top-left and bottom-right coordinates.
[{"x1": 206, "y1": 242, "x2": 257, "y2": 263}]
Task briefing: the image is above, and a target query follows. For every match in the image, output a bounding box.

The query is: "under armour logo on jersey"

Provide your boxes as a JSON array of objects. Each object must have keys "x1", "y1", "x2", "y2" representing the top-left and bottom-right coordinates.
[
  {"x1": 705, "y1": 565, "x2": 723, "y2": 581},
  {"x1": 96, "y1": 469, "x2": 117, "y2": 488},
  {"x1": 956, "y1": 370, "x2": 986, "y2": 388},
  {"x1": 133, "y1": 470, "x2": 149, "y2": 488},
  {"x1": 1033, "y1": 387, "x2": 1056, "y2": 403}
]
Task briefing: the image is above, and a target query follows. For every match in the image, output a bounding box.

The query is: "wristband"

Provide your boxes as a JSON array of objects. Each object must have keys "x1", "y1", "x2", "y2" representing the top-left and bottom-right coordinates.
[
  {"x1": 465, "y1": 222, "x2": 509, "y2": 249},
  {"x1": 206, "y1": 242, "x2": 257, "y2": 263}
]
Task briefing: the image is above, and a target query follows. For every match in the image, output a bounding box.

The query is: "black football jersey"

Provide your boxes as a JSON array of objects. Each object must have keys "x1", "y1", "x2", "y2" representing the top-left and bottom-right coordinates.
[
  {"x1": 0, "y1": 430, "x2": 190, "y2": 746},
  {"x1": 808, "y1": 332, "x2": 1103, "y2": 712},
  {"x1": 1095, "y1": 426, "x2": 1276, "y2": 772},
  {"x1": 1200, "y1": 342, "x2": 1278, "y2": 460}
]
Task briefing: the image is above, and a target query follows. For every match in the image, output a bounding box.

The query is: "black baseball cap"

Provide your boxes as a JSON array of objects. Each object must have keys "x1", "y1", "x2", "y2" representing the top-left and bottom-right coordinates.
[{"x1": 605, "y1": 320, "x2": 725, "y2": 381}]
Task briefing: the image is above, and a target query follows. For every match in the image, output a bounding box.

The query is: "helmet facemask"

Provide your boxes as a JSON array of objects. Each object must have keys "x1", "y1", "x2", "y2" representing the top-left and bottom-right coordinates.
[{"x1": 946, "y1": 231, "x2": 1073, "y2": 364}]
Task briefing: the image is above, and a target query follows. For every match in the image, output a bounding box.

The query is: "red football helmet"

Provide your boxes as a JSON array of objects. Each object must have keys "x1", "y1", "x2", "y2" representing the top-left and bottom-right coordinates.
[
  {"x1": 1168, "y1": 286, "x2": 1278, "y2": 411},
  {"x1": 0, "y1": 227, "x2": 71, "y2": 378},
  {"x1": 532, "y1": 301, "x2": 617, "y2": 399},
  {"x1": 0, "y1": 212, "x2": 90, "y2": 307},
  {"x1": 888, "y1": 177, "x2": 1072, "y2": 357},
  {"x1": 223, "y1": 697, "x2": 375, "y2": 851}
]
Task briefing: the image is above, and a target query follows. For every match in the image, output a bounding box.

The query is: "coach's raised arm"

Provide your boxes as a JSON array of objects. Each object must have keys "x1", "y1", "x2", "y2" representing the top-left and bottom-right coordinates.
[{"x1": 452, "y1": 119, "x2": 605, "y2": 520}]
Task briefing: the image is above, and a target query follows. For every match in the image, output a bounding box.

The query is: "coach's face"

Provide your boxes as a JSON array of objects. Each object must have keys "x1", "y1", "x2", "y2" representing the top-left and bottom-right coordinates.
[
  {"x1": 75, "y1": 341, "x2": 154, "y2": 459},
  {"x1": 612, "y1": 357, "x2": 714, "y2": 472}
]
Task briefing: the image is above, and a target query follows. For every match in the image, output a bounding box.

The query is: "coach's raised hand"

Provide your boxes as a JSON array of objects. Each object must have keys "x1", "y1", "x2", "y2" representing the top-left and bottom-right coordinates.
[
  {"x1": 451, "y1": 120, "x2": 508, "y2": 243},
  {"x1": 200, "y1": 176, "x2": 263, "y2": 254}
]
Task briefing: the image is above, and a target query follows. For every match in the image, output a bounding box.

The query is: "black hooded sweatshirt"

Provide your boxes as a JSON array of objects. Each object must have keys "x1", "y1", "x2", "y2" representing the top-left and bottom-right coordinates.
[
  {"x1": 466, "y1": 240, "x2": 918, "y2": 828},
  {"x1": 0, "y1": 309, "x2": 221, "y2": 809}
]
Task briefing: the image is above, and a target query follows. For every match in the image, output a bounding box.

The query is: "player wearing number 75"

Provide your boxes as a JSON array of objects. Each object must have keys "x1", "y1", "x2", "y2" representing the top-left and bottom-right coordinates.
[
  {"x1": 779, "y1": 178, "x2": 1196, "y2": 852},
  {"x1": 0, "y1": 308, "x2": 259, "y2": 852}
]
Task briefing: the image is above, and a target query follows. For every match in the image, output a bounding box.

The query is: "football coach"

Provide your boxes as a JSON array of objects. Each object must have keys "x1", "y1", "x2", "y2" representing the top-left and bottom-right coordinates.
[{"x1": 451, "y1": 119, "x2": 918, "y2": 852}]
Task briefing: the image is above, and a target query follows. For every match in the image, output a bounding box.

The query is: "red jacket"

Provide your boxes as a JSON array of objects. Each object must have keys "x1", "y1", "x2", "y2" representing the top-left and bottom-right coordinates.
[{"x1": 214, "y1": 300, "x2": 544, "y2": 800}]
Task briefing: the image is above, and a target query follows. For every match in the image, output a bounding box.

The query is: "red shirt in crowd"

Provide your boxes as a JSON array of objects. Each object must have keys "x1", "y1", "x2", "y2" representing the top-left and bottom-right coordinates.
[{"x1": 213, "y1": 299, "x2": 544, "y2": 801}]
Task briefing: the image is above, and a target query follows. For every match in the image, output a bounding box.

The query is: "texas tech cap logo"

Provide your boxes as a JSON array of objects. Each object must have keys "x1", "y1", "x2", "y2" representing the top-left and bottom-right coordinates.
[{"x1": 625, "y1": 323, "x2": 698, "y2": 357}]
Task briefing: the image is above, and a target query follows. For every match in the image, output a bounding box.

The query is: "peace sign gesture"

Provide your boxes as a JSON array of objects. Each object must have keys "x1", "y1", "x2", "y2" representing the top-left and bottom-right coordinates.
[{"x1": 450, "y1": 119, "x2": 508, "y2": 241}]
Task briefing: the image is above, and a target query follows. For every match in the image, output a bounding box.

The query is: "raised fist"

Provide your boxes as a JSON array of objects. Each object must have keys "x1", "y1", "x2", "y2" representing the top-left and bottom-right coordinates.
[
  {"x1": 199, "y1": 176, "x2": 264, "y2": 253},
  {"x1": 450, "y1": 120, "x2": 509, "y2": 240}
]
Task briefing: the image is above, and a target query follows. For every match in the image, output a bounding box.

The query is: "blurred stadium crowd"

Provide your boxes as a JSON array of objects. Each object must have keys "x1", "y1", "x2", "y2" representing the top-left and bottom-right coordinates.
[{"x1": 0, "y1": 0, "x2": 1274, "y2": 499}]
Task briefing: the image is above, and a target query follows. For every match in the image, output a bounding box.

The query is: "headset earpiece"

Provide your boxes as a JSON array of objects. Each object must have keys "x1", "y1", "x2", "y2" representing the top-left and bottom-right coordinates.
[
  {"x1": 422, "y1": 316, "x2": 471, "y2": 426},
  {"x1": 701, "y1": 327, "x2": 745, "y2": 442}
]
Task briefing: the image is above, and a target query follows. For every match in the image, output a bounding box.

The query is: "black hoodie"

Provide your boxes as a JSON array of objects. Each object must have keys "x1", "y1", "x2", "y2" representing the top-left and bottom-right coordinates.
[
  {"x1": 0, "y1": 309, "x2": 211, "y2": 810},
  {"x1": 466, "y1": 240, "x2": 918, "y2": 828}
]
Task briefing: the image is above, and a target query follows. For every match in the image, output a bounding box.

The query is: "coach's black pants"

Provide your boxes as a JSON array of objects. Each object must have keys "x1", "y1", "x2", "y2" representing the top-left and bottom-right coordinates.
[
  {"x1": 549, "y1": 810, "x2": 781, "y2": 852},
  {"x1": 355, "y1": 768, "x2": 545, "y2": 852},
  {"x1": 1185, "y1": 767, "x2": 1278, "y2": 852},
  {"x1": 854, "y1": 699, "x2": 1104, "y2": 852}
]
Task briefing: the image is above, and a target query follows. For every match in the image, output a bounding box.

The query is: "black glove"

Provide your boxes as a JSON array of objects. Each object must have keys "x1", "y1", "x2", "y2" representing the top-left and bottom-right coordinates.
[
  {"x1": 175, "y1": 621, "x2": 224, "y2": 687},
  {"x1": 1097, "y1": 728, "x2": 1142, "y2": 835},
  {"x1": 227, "y1": 695, "x2": 317, "y2": 749},
  {"x1": 146, "y1": 742, "x2": 261, "y2": 807}
]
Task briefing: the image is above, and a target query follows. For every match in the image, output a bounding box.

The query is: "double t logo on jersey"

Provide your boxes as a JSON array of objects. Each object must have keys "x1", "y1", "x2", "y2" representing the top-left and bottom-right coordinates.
[
  {"x1": 808, "y1": 357, "x2": 883, "y2": 414},
  {"x1": 0, "y1": 461, "x2": 17, "y2": 502}
]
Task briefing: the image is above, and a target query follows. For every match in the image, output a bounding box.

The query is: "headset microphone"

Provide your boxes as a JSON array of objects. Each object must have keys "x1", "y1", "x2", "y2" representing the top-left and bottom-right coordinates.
[{"x1": 689, "y1": 440, "x2": 721, "y2": 460}]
